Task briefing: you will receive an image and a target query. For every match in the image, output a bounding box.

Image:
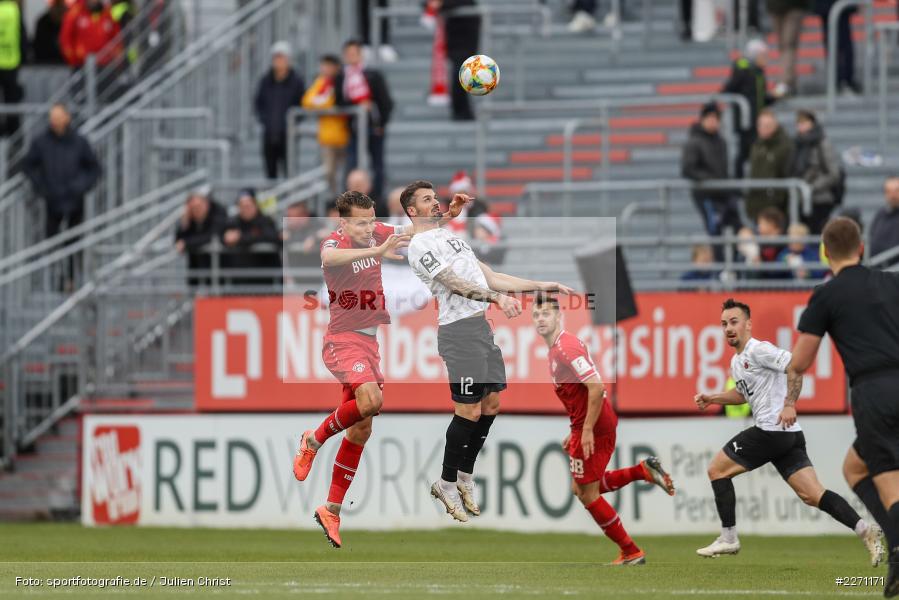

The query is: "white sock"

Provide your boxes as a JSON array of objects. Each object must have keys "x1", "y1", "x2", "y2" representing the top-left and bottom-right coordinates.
[
  {"x1": 721, "y1": 526, "x2": 738, "y2": 543},
  {"x1": 457, "y1": 471, "x2": 473, "y2": 484},
  {"x1": 307, "y1": 432, "x2": 322, "y2": 451},
  {"x1": 854, "y1": 519, "x2": 868, "y2": 538},
  {"x1": 439, "y1": 478, "x2": 457, "y2": 493}
]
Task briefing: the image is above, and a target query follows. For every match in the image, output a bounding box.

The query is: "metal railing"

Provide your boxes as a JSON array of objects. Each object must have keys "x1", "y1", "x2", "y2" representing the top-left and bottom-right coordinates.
[
  {"x1": 286, "y1": 106, "x2": 368, "y2": 178},
  {"x1": 3, "y1": 0, "x2": 186, "y2": 176},
  {"x1": 475, "y1": 94, "x2": 752, "y2": 194},
  {"x1": 826, "y1": 0, "x2": 875, "y2": 113},
  {"x1": 523, "y1": 178, "x2": 813, "y2": 228},
  {"x1": 876, "y1": 21, "x2": 899, "y2": 153}
]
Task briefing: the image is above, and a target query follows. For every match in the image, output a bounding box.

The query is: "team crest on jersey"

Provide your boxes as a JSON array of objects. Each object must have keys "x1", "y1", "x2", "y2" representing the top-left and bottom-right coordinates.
[
  {"x1": 419, "y1": 251, "x2": 441, "y2": 273},
  {"x1": 352, "y1": 362, "x2": 366, "y2": 373},
  {"x1": 744, "y1": 361, "x2": 749, "y2": 369}
]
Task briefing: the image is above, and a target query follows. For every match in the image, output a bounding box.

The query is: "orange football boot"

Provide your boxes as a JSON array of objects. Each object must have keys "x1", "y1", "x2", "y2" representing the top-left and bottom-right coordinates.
[
  {"x1": 314, "y1": 505, "x2": 342, "y2": 548},
  {"x1": 293, "y1": 430, "x2": 318, "y2": 481},
  {"x1": 611, "y1": 549, "x2": 646, "y2": 565}
]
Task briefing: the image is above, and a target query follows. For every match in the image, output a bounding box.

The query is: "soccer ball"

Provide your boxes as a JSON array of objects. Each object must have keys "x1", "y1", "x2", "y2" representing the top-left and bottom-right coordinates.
[{"x1": 458, "y1": 54, "x2": 500, "y2": 96}]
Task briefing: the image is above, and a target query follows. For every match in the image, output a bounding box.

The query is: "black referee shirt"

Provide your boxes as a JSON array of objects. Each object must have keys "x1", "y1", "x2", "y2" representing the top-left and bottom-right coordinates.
[{"x1": 797, "y1": 264, "x2": 899, "y2": 384}]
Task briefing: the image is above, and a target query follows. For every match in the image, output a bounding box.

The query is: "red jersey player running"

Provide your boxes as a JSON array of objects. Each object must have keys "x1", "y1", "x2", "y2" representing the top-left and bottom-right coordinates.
[
  {"x1": 293, "y1": 190, "x2": 466, "y2": 548},
  {"x1": 532, "y1": 295, "x2": 676, "y2": 565}
]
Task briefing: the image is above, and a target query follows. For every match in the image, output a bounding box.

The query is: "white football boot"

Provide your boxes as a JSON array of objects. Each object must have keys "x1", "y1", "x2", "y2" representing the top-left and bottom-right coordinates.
[
  {"x1": 430, "y1": 481, "x2": 469, "y2": 523},
  {"x1": 696, "y1": 536, "x2": 741, "y2": 557},
  {"x1": 456, "y1": 478, "x2": 481, "y2": 516},
  {"x1": 861, "y1": 523, "x2": 884, "y2": 567}
]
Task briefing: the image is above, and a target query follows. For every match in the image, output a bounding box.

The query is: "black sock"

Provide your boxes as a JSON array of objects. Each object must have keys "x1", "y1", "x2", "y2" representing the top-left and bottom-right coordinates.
[
  {"x1": 458, "y1": 414, "x2": 495, "y2": 474},
  {"x1": 853, "y1": 477, "x2": 899, "y2": 550},
  {"x1": 890, "y1": 502, "x2": 899, "y2": 556},
  {"x1": 818, "y1": 489, "x2": 863, "y2": 531},
  {"x1": 711, "y1": 478, "x2": 736, "y2": 528},
  {"x1": 441, "y1": 415, "x2": 477, "y2": 482}
]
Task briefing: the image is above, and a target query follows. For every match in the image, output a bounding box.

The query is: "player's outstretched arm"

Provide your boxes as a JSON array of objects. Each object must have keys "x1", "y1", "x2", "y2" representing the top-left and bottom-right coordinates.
[
  {"x1": 580, "y1": 376, "x2": 606, "y2": 459},
  {"x1": 694, "y1": 388, "x2": 745, "y2": 410},
  {"x1": 477, "y1": 261, "x2": 574, "y2": 295},
  {"x1": 321, "y1": 233, "x2": 411, "y2": 267},
  {"x1": 433, "y1": 266, "x2": 522, "y2": 318}
]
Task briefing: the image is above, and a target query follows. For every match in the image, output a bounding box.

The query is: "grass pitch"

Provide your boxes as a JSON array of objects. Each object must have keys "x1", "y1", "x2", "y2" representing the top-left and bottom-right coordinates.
[{"x1": 0, "y1": 523, "x2": 886, "y2": 599}]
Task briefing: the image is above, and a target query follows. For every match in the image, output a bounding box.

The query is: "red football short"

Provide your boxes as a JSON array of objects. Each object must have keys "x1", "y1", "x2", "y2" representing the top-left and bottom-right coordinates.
[
  {"x1": 567, "y1": 425, "x2": 617, "y2": 486},
  {"x1": 322, "y1": 331, "x2": 385, "y2": 398}
]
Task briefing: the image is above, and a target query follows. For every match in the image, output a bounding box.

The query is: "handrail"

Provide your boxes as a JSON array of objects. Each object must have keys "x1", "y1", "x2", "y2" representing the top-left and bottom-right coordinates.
[
  {"x1": 81, "y1": 0, "x2": 282, "y2": 139},
  {"x1": 476, "y1": 94, "x2": 753, "y2": 194},
  {"x1": 868, "y1": 244, "x2": 899, "y2": 267},
  {"x1": 285, "y1": 105, "x2": 368, "y2": 177},
  {"x1": 827, "y1": 0, "x2": 874, "y2": 113},
  {"x1": 523, "y1": 178, "x2": 813, "y2": 226},
  {"x1": 0, "y1": 171, "x2": 207, "y2": 273},
  {"x1": 150, "y1": 138, "x2": 232, "y2": 181},
  {"x1": 876, "y1": 21, "x2": 899, "y2": 153}
]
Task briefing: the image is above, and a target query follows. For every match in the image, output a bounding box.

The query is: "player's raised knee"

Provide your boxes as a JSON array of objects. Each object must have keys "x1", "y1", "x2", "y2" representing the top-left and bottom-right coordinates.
[{"x1": 355, "y1": 385, "x2": 383, "y2": 416}]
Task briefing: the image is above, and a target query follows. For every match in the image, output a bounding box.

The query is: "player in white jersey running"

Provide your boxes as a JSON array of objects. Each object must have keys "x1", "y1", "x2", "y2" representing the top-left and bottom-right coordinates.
[
  {"x1": 693, "y1": 298, "x2": 883, "y2": 562},
  {"x1": 401, "y1": 179, "x2": 573, "y2": 523}
]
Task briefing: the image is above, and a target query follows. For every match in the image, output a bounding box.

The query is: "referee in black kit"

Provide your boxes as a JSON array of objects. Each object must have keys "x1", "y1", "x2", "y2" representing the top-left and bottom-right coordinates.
[{"x1": 787, "y1": 217, "x2": 899, "y2": 598}]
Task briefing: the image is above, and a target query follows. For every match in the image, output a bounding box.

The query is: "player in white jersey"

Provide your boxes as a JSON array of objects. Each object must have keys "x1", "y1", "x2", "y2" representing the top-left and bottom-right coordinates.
[
  {"x1": 400, "y1": 179, "x2": 573, "y2": 522},
  {"x1": 693, "y1": 299, "x2": 883, "y2": 562}
]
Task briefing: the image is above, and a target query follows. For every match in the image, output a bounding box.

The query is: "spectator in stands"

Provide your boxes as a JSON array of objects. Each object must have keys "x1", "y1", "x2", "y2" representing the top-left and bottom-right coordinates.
[
  {"x1": 302, "y1": 54, "x2": 348, "y2": 194},
  {"x1": 60, "y1": 0, "x2": 122, "y2": 69},
  {"x1": 34, "y1": 0, "x2": 67, "y2": 64},
  {"x1": 385, "y1": 186, "x2": 406, "y2": 226},
  {"x1": 756, "y1": 206, "x2": 791, "y2": 279},
  {"x1": 748, "y1": 110, "x2": 794, "y2": 221},
  {"x1": 568, "y1": 0, "x2": 636, "y2": 31},
  {"x1": 792, "y1": 109, "x2": 841, "y2": 234},
  {"x1": 868, "y1": 176, "x2": 899, "y2": 265},
  {"x1": 357, "y1": 0, "x2": 397, "y2": 62},
  {"x1": 346, "y1": 167, "x2": 387, "y2": 216},
  {"x1": 254, "y1": 41, "x2": 305, "y2": 181},
  {"x1": 681, "y1": 102, "x2": 742, "y2": 259},
  {"x1": 282, "y1": 200, "x2": 322, "y2": 289},
  {"x1": 722, "y1": 39, "x2": 776, "y2": 178},
  {"x1": 767, "y1": 0, "x2": 810, "y2": 97},
  {"x1": 432, "y1": 0, "x2": 480, "y2": 121},
  {"x1": 0, "y1": 0, "x2": 26, "y2": 137},
  {"x1": 336, "y1": 38, "x2": 394, "y2": 202},
  {"x1": 778, "y1": 222, "x2": 826, "y2": 279},
  {"x1": 681, "y1": 244, "x2": 717, "y2": 281},
  {"x1": 814, "y1": 0, "x2": 859, "y2": 95},
  {"x1": 23, "y1": 103, "x2": 101, "y2": 240},
  {"x1": 174, "y1": 191, "x2": 227, "y2": 287},
  {"x1": 221, "y1": 189, "x2": 282, "y2": 286}
]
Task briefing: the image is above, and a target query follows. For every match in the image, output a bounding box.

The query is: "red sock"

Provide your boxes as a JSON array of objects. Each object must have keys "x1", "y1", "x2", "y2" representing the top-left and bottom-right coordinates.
[
  {"x1": 585, "y1": 496, "x2": 640, "y2": 555},
  {"x1": 600, "y1": 464, "x2": 647, "y2": 493},
  {"x1": 327, "y1": 438, "x2": 365, "y2": 505},
  {"x1": 314, "y1": 396, "x2": 363, "y2": 445}
]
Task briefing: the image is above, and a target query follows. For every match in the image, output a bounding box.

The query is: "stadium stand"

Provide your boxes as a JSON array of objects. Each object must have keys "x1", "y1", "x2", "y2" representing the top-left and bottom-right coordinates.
[{"x1": 0, "y1": 0, "x2": 897, "y2": 521}]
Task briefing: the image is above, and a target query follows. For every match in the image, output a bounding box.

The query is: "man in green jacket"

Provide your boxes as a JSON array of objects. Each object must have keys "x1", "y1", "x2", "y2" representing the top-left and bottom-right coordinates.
[
  {"x1": 0, "y1": 0, "x2": 27, "y2": 136},
  {"x1": 748, "y1": 110, "x2": 795, "y2": 220}
]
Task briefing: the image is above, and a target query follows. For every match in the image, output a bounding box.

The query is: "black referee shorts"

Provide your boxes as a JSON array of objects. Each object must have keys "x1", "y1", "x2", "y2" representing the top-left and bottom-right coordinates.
[
  {"x1": 850, "y1": 372, "x2": 899, "y2": 476},
  {"x1": 723, "y1": 426, "x2": 813, "y2": 480},
  {"x1": 437, "y1": 314, "x2": 507, "y2": 404}
]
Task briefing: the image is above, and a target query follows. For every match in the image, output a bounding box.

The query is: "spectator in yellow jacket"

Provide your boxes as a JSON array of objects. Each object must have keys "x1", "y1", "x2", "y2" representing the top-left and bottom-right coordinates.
[{"x1": 302, "y1": 54, "x2": 349, "y2": 194}]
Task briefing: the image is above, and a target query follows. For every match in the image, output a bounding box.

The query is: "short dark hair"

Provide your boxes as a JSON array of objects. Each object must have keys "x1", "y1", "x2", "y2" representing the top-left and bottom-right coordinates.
[
  {"x1": 320, "y1": 54, "x2": 340, "y2": 66},
  {"x1": 342, "y1": 38, "x2": 362, "y2": 50},
  {"x1": 796, "y1": 108, "x2": 817, "y2": 124},
  {"x1": 533, "y1": 294, "x2": 560, "y2": 311},
  {"x1": 399, "y1": 180, "x2": 434, "y2": 217},
  {"x1": 722, "y1": 298, "x2": 750, "y2": 319},
  {"x1": 757, "y1": 206, "x2": 786, "y2": 232},
  {"x1": 822, "y1": 216, "x2": 862, "y2": 261},
  {"x1": 336, "y1": 191, "x2": 374, "y2": 217}
]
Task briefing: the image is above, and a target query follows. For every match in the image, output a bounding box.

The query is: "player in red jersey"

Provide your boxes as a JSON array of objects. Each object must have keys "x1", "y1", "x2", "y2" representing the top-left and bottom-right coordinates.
[
  {"x1": 294, "y1": 190, "x2": 467, "y2": 548},
  {"x1": 532, "y1": 295, "x2": 676, "y2": 565}
]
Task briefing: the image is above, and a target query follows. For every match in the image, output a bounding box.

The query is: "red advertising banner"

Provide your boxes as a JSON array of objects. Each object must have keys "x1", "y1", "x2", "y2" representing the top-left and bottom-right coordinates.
[{"x1": 194, "y1": 292, "x2": 846, "y2": 414}]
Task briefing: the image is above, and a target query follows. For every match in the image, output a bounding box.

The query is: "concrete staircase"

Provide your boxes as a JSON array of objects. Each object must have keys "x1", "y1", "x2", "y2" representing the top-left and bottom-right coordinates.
[{"x1": 0, "y1": 417, "x2": 79, "y2": 520}]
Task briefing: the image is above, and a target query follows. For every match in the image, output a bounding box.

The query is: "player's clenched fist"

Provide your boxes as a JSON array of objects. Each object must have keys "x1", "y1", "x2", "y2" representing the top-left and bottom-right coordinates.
[
  {"x1": 496, "y1": 294, "x2": 522, "y2": 318},
  {"x1": 694, "y1": 393, "x2": 712, "y2": 411}
]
